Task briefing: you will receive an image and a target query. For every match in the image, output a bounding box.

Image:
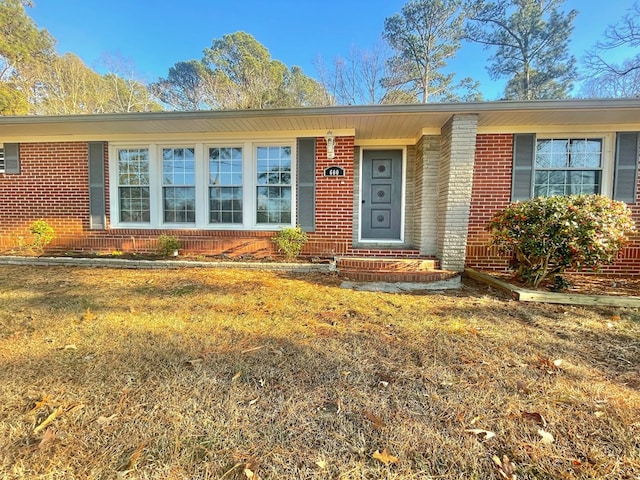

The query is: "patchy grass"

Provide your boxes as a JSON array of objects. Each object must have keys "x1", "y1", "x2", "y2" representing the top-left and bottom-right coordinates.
[{"x1": 0, "y1": 266, "x2": 639, "y2": 480}]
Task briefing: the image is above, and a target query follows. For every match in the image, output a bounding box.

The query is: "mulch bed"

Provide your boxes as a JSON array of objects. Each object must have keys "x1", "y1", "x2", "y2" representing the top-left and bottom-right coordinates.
[{"x1": 488, "y1": 271, "x2": 640, "y2": 297}]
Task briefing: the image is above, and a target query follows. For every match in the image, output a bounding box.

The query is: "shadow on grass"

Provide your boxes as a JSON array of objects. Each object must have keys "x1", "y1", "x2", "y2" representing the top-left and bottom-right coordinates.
[{"x1": 0, "y1": 265, "x2": 639, "y2": 478}]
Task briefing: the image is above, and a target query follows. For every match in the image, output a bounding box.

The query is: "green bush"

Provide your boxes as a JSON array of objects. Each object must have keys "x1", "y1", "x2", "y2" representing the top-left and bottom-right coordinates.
[
  {"x1": 487, "y1": 195, "x2": 636, "y2": 288},
  {"x1": 157, "y1": 234, "x2": 182, "y2": 257},
  {"x1": 272, "y1": 225, "x2": 308, "y2": 260},
  {"x1": 29, "y1": 219, "x2": 56, "y2": 252}
]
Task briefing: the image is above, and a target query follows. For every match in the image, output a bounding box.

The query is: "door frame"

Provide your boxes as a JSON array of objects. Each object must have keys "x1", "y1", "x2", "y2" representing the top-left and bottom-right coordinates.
[{"x1": 358, "y1": 147, "x2": 407, "y2": 243}]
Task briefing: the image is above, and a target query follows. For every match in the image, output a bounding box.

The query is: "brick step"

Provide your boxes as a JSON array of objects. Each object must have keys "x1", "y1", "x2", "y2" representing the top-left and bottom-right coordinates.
[
  {"x1": 336, "y1": 256, "x2": 441, "y2": 272},
  {"x1": 337, "y1": 268, "x2": 459, "y2": 283},
  {"x1": 335, "y1": 256, "x2": 459, "y2": 284},
  {"x1": 347, "y1": 249, "x2": 423, "y2": 258}
]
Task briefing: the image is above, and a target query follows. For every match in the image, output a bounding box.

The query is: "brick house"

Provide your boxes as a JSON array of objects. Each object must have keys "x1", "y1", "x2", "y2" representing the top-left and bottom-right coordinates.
[{"x1": 1, "y1": 99, "x2": 639, "y2": 274}]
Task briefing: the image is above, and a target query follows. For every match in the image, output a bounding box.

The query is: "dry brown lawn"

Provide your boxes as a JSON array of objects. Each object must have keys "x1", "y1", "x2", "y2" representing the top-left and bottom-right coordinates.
[{"x1": 0, "y1": 265, "x2": 638, "y2": 479}]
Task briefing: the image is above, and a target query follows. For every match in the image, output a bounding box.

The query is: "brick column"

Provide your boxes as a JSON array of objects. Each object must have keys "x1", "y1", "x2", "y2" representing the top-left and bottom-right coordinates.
[{"x1": 436, "y1": 114, "x2": 479, "y2": 271}]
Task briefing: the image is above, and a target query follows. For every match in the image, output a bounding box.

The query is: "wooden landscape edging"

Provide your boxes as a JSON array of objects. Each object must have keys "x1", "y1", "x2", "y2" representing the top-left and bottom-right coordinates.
[{"x1": 464, "y1": 268, "x2": 640, "y2": 308}]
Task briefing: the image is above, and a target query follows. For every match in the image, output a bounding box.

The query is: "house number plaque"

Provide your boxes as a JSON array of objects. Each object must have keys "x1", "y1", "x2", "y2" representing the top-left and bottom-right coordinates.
[{"x1": 324, "y1": 166, "x2": 345, "y2": 177}]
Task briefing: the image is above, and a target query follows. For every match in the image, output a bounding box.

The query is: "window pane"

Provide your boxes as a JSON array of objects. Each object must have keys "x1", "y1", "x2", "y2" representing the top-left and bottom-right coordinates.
[
  {"x1": 164, "y1": 187, "x2": 195, "y2": 223},
  {"x1": 536, "y1": 139, "x2": 569, "y2": 168},
  {"x1": 256, "y1": 186, "x2": 291, "y2": 224},
  {"x1": 209, "y1": 186, "x2": 242, "y2": 224},
  {"x1": 118, "y1": 148, "x2": 149, "y2": 186},
  {"x1": 119, "y1": 187, "x2": 150, "y2": 223},
  {"x1": 570, "y1": 139, "x2": 602, "y2": 168},
  {"x1": 163, "y1": 147, "x2": 195, "y2": 186},
  {"x1": 567, "y1": 171, "x2": 601, "y2": 195},
  {"x1": 210, "y1": 147, "x2": 243, "y2": 186}
]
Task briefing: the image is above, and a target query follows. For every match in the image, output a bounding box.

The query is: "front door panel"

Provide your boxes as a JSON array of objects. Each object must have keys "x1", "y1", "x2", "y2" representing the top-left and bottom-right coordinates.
[{"x1": 361, "y1": 150, "x2": 402, "y2": 240}]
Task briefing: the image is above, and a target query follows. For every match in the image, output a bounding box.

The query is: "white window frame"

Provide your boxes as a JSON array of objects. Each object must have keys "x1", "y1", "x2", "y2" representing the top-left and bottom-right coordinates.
[
  {"x1": 109, "y1": 140, "x2": 296, "y2": 230},
  {"x1": 254, "y1": 143, "x2": 295, "y2": 227},
  {"x1": 206, "y1": 144, "x2": 245, "y2": 226},
  {"x1": 534, "y1": 133, "x2": 614, "y2": 198},
  {"x1": 0, "y1": 144, "x2": 4, "y2": 173},
  {"x1": 159, "y1": 145, "x2": 197, "y2": 227}
]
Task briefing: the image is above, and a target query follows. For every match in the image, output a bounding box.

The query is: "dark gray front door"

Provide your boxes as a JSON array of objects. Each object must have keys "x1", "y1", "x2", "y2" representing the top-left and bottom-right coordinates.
[{"x1": 361, "y1": 150, "x2": 403, "y2": 240}]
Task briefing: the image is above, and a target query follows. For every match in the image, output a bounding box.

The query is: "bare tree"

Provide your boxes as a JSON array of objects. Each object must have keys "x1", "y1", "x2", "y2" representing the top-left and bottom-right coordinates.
[
  {"x1": 316, "y1": 43, "x2": 393, "y2": 105},
  {"x1": 98, "y1": 53, "x2": 160, "y2": 112},
  {"x1": 583, "y1": 2, "x2": 640, "y2": 97}
]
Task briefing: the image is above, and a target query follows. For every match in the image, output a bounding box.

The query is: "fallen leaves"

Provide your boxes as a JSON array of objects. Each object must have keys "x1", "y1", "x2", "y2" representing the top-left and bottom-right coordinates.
[
  {"x1": 184, "y1": 357, "x2": 203, "y2": 368},
  {"x1": 117, "y1": 440, "x2": 149, "y2": 475},
  {"x1": 538, "y1": 357, "x2": 563, "y2": 374},
  {"x1": 363, "y1": 410, "x2": 385, "y2": 430},
  {"x1": 81, "y1": 307, "x2": 96, "y2": 322},
  {"x1": 521, "y1": 411, "x2": 546, "y2": 427},
  {"x1": 31, "y1": 400, "x2": 85, "y2": 433},
  {"x1": 493, "y1": 455, "x2": 517, "y2": 479},
  {"x1": 244, "y1": 461, "x2": 260, "y2": 479},
  {"x1": 372, "y1": 448, "x2": 399, "y2": 465},
  {"x1": 465, "y1": 428, "x2": 496, "y2": 440},
  {"x1": 537, "y1": 429, "x2": 555, "y2": 444},
  {"x1": 30, "y1": 394, "x2": 53, "y2": 413},
  {"x1": 96, "y1": 413, "x2": 118, "y2": 427},
  {"x1": 38, "y1": 428, "x2": 57, "y2": 449},
  {"x1": 33, "y1": 407, "x2": 63, "y2": 434}
]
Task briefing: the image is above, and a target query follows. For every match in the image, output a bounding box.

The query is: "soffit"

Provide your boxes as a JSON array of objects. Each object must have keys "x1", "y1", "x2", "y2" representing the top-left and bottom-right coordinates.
[{"x1": 2, "y1": 99, "x2": 640, "y2": 142}]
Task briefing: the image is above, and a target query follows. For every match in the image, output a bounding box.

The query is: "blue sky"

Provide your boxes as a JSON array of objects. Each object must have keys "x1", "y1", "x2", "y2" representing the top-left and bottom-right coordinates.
[{"x1": 27, "y1": 0, "x2": 638, "y2": 100}]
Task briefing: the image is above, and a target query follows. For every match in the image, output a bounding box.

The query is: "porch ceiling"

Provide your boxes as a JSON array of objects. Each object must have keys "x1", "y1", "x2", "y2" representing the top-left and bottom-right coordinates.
[{"x1": 2, "y1": 99, "x2": 640, "y2": 142}]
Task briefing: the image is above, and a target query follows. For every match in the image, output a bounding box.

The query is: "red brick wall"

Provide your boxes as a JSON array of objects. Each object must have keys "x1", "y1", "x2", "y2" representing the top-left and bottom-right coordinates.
[
  {"x1": 466, "y1": 134, "x2": 514, "y2": 271},
  {"x1": 305, "y1": 136, "x2": 355, "y2": 256},
  {"x1": 0, "y1": 142, "x2": 91, "y2": 246},
  {"x1": 1, "y1": 139, "x2": 384, "y2": 259},
  {"x1": 466, "y1": 134, "x2": 640, "y2": 275}
]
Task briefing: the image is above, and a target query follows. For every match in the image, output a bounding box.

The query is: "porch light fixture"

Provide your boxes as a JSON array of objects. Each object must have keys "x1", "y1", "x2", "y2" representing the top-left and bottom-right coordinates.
[{"x1": 325, "y1": 131, "x2": 336, "y2": 159}]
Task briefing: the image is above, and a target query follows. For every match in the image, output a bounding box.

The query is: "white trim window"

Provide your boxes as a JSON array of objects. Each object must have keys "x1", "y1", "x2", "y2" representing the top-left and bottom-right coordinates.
[
  {"x1": 209, "y1": 147, "x2": 243, "y2": 224},
  {"x1": 110, "y1": 141, "x2": 295, "y2": 229},
  {"x1": 162, "y1": 147, "x2": 196, "y2": 223},
  {"x1": 0, "y1": 145, "x2": 4, "y2": 172},
  {"x1": 534, "y1": 138, "x2": 603, "y2": 196},
  {"x1": 117, "y1": 148, "x2": 150, "y2": 223},
  {"x1": 256, "y1": 146, "x2": 292, "y2": 224}
]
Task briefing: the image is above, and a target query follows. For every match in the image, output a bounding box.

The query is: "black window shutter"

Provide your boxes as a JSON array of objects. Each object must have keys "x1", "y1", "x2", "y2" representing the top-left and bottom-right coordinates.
[
  {"x1": 511, "y1": 134, "x2": 535, "y2": 201},
  {"x1": 297, "y1": 138, "x2": 315, "y2": 232},
  {"x1": 4, "y1": 143, "x2": 20, "y2": 174},
  {"x1": 614, "y1": 132, "x2": 638, "y2": 204},
  {"x1": 88, "y1": 142, "x2": 106, "y2": 229}
]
